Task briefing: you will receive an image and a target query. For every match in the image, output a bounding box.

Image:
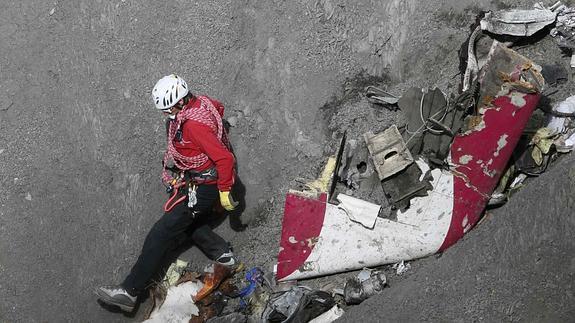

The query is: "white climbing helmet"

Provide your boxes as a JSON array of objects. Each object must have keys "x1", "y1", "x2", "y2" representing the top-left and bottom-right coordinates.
[{"x1": 151, "y1": 74, "x2": 189, "y2": 110}]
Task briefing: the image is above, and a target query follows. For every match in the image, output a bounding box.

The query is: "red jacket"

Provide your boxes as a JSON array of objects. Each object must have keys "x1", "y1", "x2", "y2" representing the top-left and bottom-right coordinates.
[{"x1": 173, "y1": 96, "x2": 235, "y2": 191}]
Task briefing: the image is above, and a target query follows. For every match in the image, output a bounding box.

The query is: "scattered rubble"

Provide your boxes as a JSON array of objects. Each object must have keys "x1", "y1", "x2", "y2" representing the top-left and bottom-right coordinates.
[
  {"x1": 344, "y1": 269, "x2": 387, "y2": 305},
  {"x1": 392, "y1": 261, "x2": 411, "y2": 276},
  {"x1": 308, "y1": 305, "x2": 344, "y2": 323}
]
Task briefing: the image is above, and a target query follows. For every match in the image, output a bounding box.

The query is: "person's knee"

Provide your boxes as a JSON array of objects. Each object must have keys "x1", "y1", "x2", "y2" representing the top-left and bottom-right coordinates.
[{"x1": 149, "y1": 217, "x2": 183, "y2": 241}]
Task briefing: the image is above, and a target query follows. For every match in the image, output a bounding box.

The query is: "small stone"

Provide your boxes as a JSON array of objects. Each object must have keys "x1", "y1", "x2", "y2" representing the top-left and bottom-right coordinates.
[
  {"x1": 123, "y1": 89, "x2": 131, "y2": 99},
  {"x1": 0, "y1": 98, "x2": 12, "y2": 112},
  {"x1": 243, "y1": 106, "x2": 252, "y2": 117},
  {"x1": 25, "y1": 193, "x2": 32, "y2": 201},
  {"x1": 227, "y1": 116, "x2": 238, "y2": 127},
  {"x1": 0, "y1": 149, "x2": 4, "y2": 154},
  {"x1": 49, "y1": 7, "x2": 55, "y2": 16}
]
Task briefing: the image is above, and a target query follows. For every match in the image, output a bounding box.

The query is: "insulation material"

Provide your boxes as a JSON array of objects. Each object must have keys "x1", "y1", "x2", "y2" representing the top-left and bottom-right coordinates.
[
  {"x1": 480, "y1": 9, "x2": 556, "y2": 36},
  {"x1": 144, "y1": 281, "x2": 202, "y2": 323},
  {"x1": 336, "y1": 194, "x2": 380, "y2": 229}
]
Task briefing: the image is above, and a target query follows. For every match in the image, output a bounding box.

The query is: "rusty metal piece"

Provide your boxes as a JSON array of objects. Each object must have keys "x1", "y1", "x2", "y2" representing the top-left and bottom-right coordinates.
[
  {"x1": 217, "y1": 278, "x2": 239, "y2": 297},
  {"x1": 481, "y1": 95, "x2": 495, "y2": 106},
  {"x1": 467, "y1": 115, "x2": 483, "y2": 130},
  {"x1": 192, "y1": 264, "x2": 233, "y2": 302},
  {"x1": 175, "y1": 271, "x2": 200, "y2": 286},
  {"x1": 364, "y1": 125, "x2": 414, "y2": 180},
  {"x1": 497, "y1": 71, "x2": 513, "y2": 83}
]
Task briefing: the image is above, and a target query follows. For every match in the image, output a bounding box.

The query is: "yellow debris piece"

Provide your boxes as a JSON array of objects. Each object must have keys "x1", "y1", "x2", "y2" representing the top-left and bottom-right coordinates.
[
  {"x1": 305, "y1": 157, "x2": 336, "y2": 193},
  {"x1": 163, "y1": 259, "x2": 189, "y2": 288}
]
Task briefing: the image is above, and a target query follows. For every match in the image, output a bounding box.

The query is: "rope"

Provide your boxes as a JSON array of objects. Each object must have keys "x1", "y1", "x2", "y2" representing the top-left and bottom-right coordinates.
[{"x1": 162, "y1": 96, "x2": 230, "y2": 183}]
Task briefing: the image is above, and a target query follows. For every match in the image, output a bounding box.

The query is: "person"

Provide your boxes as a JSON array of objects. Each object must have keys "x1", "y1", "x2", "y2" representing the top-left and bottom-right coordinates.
[{"x1": 96, "y1": 74, "x2": 239, "y2": 312}]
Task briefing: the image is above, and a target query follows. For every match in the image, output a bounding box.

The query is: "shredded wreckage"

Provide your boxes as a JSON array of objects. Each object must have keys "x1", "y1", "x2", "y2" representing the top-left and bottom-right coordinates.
[{"x1": 135, "y1": 3, "x2": 575, "y2": 322}]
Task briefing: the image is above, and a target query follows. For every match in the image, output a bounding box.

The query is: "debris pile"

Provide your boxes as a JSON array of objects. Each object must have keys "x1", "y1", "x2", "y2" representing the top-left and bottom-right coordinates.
[
  {"x1": 273, "y1": 0, "x2": 573, "y2": 314},
  {"x1": 143, "y1": 262, "x2": 346, "y2": 323},
  {"x1": 138, "y1": 3, "x2": 573, "y2": 322}
]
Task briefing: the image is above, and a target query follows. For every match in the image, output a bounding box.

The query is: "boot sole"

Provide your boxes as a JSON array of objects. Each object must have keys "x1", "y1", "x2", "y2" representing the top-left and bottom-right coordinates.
[{"x1": 95, "y1": 289, "x2": 135, "y2": 312}]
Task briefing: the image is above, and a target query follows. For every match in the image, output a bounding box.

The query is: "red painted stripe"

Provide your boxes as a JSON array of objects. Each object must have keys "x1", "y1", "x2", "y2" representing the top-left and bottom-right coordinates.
[
  {"x1": 440, "y1": 92, "x2": 540, "y2": 251},
  {"x1": 276, "y1": 193, "x2": 327, "y2": 280}
]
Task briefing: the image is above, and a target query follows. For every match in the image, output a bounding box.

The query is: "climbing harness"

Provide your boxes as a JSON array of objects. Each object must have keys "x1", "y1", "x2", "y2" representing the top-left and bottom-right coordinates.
[
  {"x1": 187, "y1": 184, "x2": 197, "y2": 208},
  {"x1": 163, "y1": 178, "x2": 188, "y2": 212},
  {"x1": 162, "y1": 167, "x2": 219, "y2": 212}
]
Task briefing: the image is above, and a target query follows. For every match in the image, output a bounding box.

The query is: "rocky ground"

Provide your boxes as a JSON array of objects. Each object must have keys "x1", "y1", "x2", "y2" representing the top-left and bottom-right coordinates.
[{"x1": 0, "y1": 0, "x2": 573, "y2": 322}]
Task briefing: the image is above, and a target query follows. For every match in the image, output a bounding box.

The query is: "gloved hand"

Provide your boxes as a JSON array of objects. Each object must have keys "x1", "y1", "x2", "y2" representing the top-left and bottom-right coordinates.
[{"x1": 219, "y1": 190, "x2": 239, "y2": 211}]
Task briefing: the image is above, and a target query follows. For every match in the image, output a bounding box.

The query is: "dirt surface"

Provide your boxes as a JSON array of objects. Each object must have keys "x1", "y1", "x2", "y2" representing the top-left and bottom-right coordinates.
[{"x1": 0, "y1": 0, "x2": 573, "y2": 322}]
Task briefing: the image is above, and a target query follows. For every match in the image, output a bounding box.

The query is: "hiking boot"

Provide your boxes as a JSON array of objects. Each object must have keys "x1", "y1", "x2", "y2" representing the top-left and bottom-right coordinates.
[
  {"x1": 95, "y1": 285, "x2": 137, "y2": 312},
  {"x1": 215, "y1": 252, "x2": 237, "y2": 267}
]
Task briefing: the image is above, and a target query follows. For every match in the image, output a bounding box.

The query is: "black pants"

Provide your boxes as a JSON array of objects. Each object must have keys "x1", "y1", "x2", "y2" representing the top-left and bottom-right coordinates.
[{"x1": 122, "y1": 184, "x2": 230, "y2": 295}]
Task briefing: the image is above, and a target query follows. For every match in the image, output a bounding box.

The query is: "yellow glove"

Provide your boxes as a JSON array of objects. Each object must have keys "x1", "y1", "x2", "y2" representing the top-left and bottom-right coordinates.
[{"x1": 219, "y1": 190, "x2": 239, "y2": 211}]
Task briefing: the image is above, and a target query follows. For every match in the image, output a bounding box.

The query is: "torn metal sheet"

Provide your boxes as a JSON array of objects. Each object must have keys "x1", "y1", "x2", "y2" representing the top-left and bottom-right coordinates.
[
  {"x1": 276, "y1": 44, "x2": 542, "y2": 281},
  {"x1": 547, "y1": 95, "x2": 575, "y2": 133},
  {"x1": 549, "y1": 3, "x2": 575, "y2": 49},
  {"x1": 276, "y1": 166, "x2": 453, "y2": 281},
  {"x1": 480, "y1": 9, "x2": 556, "y2": 36},
  {"x1": 262, "y1": 287, "x2": 335, "y2": 322},
  {"x1": 365, "y1": 86, "x2": 399, "y2": 106},
  {"x1": 364, "y1": 125, "x2": 414, "y2": 180},
  {"x1": 336, "y1": 194, "x2": 380, "y2": 229},
  {"x1": 444, "y1": 43, "x2": 543, "y2": 249},
  {"x1": 380, "y1": 160, "x2": 432, "y2": 211}
]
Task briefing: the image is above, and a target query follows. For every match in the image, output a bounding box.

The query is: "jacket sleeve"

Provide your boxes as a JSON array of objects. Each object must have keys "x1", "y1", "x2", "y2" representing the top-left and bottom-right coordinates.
[{"x1": 185, "y1": 121, "x2": 235, "y2": 191}]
